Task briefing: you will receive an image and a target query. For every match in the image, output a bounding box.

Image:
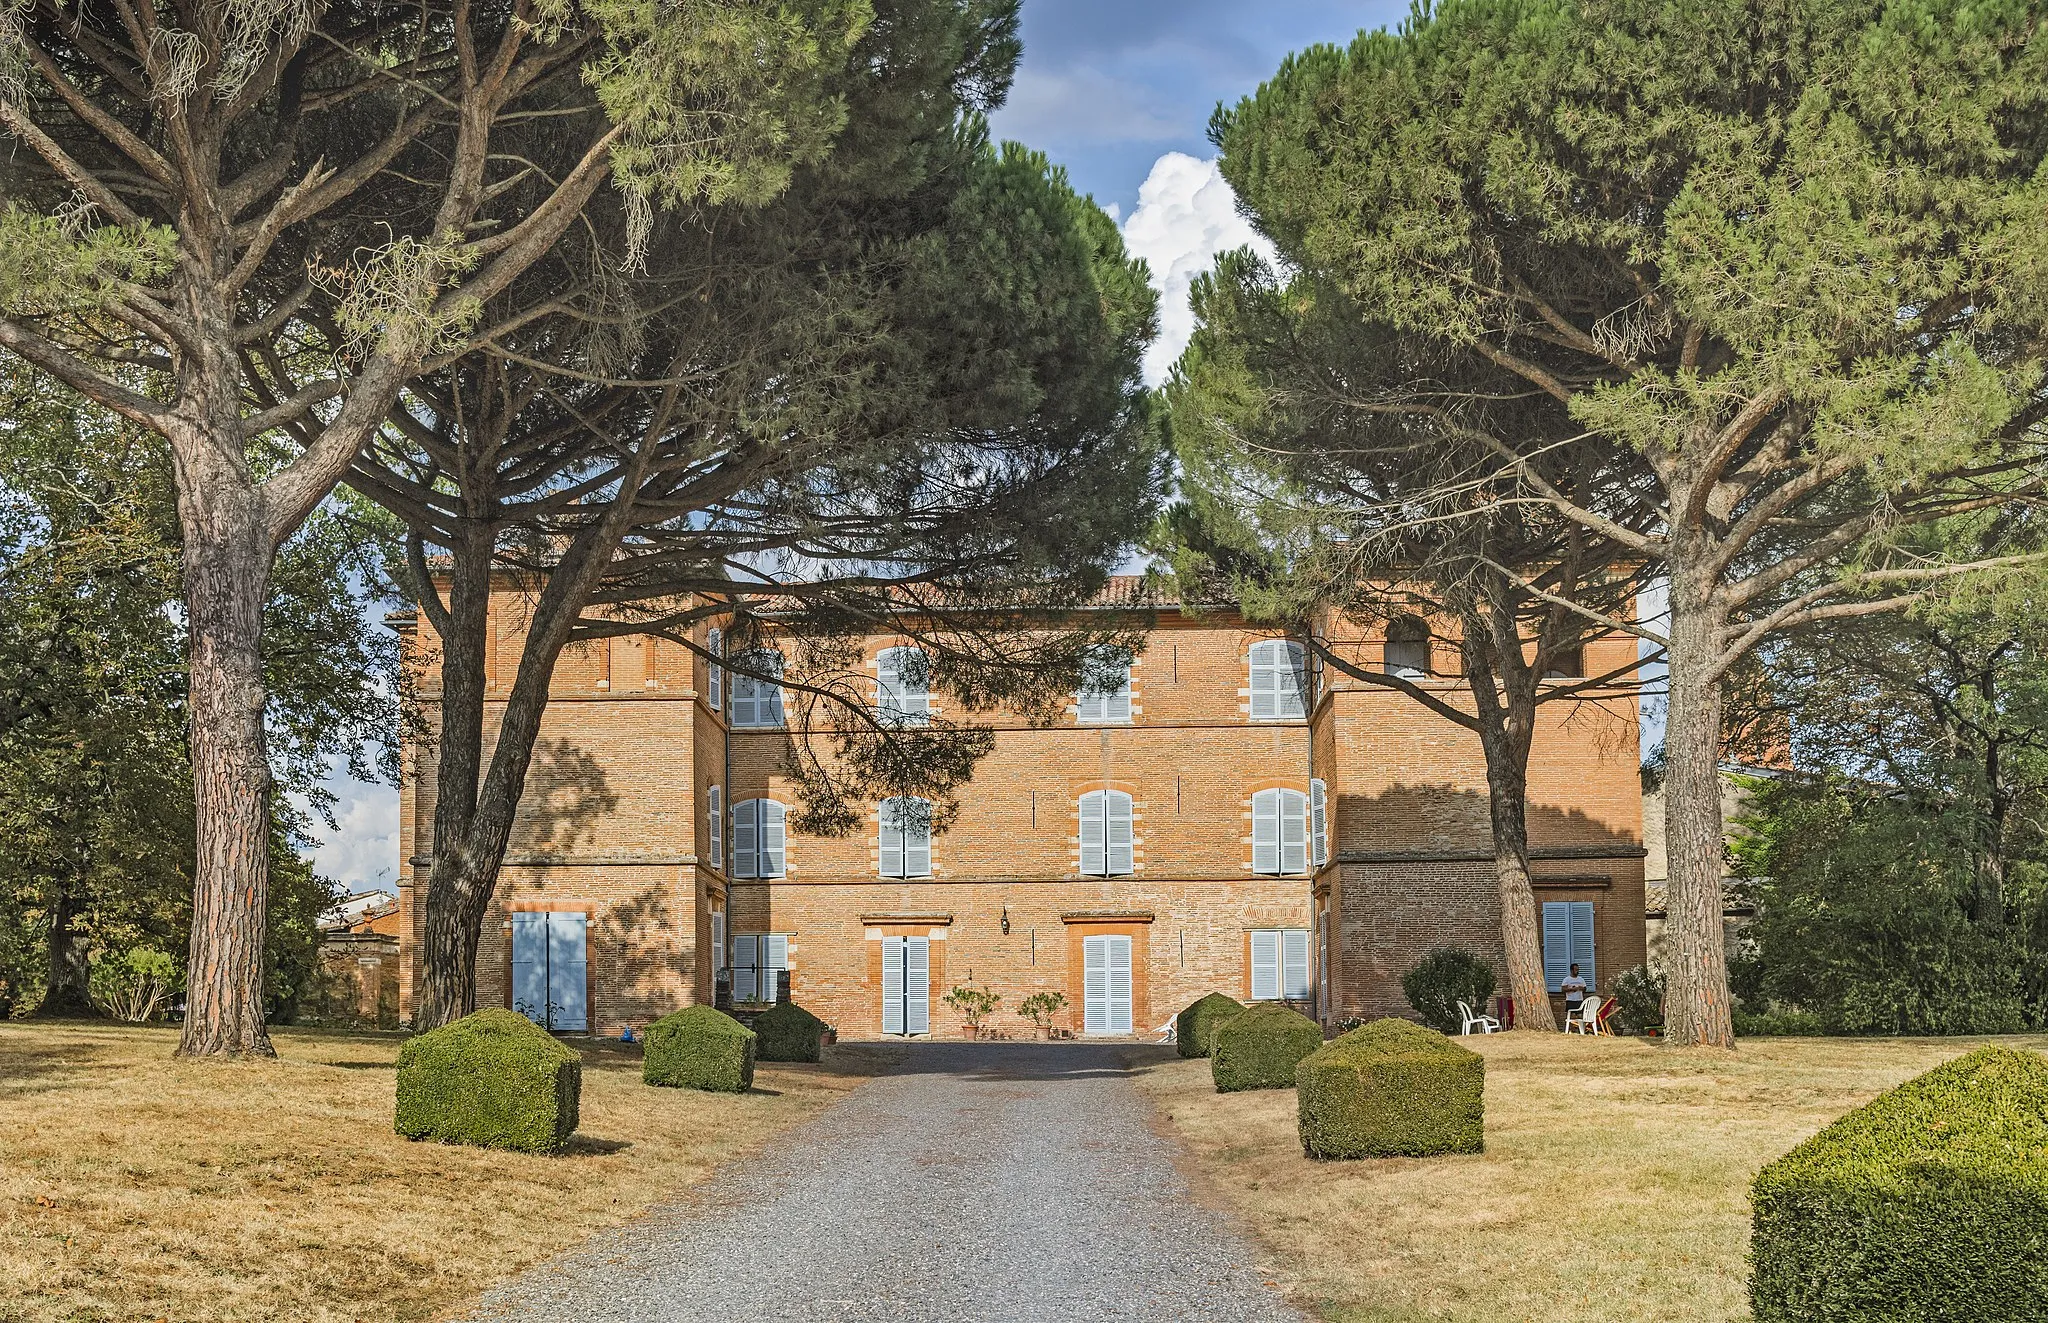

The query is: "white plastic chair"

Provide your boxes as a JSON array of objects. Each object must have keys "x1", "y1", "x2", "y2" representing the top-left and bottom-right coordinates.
[
  {"x1": 1458, "y1": 999, "x2": 1501, "y2": 1035},
  {"x1": 1154, "y1": 1016, "x2": 1177, "y2": 1044},
  {"x1": 1565, "y1": 995, "x2": 1603, "y2": 1034}
]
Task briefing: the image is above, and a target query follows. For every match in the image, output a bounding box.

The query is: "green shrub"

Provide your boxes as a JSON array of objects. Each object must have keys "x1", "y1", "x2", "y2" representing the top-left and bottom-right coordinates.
[
  {"x1": 394, "y1": 1009, "x2": 581, "y2": 1154},
  {"x1": 1176, "y1": 992, "x2": 1245, "y2": 1059},
  {"x1": 644, "y1": 1004, "x2": 756, "y2": 1092},
  {"x1": 754, "y1": 1000, "x2": 827, "y2": 1063},
  {"x1": 1211, "y1": 1002, "x2": 1322, "y2": 1092},
  {"x1": 1734, "y1": 1007, "x2": 1826, "y2": 1037},
  {"x1": 1750, "y1": 1046, "x2": 2048, "y2": 1323},
  {"x1": 1610, "y1": 964, "x2": 1666, "y2": 1034},
  {"x1": 1400, "y1": 947, "x2": 1497, "y2": 1035},
  {"x1": 1020, "y1": 990, "x2": 1069, "y2": 1033},
  {"x1": 1296, "y1": 1018, "x2": 1484, "y2": 1159}
]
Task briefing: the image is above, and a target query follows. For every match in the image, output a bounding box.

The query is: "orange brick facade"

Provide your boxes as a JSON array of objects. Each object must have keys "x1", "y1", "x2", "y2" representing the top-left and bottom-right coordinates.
[{"x1": 395, "y1": 598, "x2": 1647, "y2": 1038}]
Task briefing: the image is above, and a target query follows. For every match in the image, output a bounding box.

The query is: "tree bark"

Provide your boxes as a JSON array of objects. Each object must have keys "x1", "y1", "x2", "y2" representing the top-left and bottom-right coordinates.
[
  {"x1": 1660, "y1": 566, "x2": 1736, "y2": 1048},
  {"x1": 1477, "y1": 716, "x2": 1556, "y2": 1031},
  {"x1": 35, "y1": 881, "x2": 95, "y2": 1017}
]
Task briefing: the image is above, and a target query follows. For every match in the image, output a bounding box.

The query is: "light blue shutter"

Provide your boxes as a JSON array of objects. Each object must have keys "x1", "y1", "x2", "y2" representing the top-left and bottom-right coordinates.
[
  {"x1": 1310, "y1": 779, "x2": 1328, "y2": 867},
  {"x1": 878, "y1": 647, "x2": 929, "y2": 725},
  {"x1": 707, "y1": 629, "x2": 722, "y2": 710},
  {"x1": 511, "y1": 913, "x2": 547, "y2": 1024},
  {"x1": 1543, "y1": 902, "x2": 1572, "y2": 992},
  {"x1": 1251, "y1": 930, "x2": 1280, "y2": 1001},
  {"x1": 904, "y1": 937, "x2": 930, "y2": 1034},
  {"x1": 1079, "y1": 791, "x2": 1107, "y2": 875},
  {"x1": 1280, "y1": 789, "x2": 1308, "y2": 874},
  {"x1": 1083, "y1": 936, "x2": 1109, "y2": 1033},
  {"x1": 1249, "y1": 642, "x2": 1278, "y2": 719},
  {"x1": 1571, "y1": 901, "x2": 1597, "y2": 990},
  {"x1": 1107, "y1": 936, "x2": 1133, "y2": 1033},
  {"x1": 904, "y1": 798, "x2": 932, "y2": 877},
  {"x1": 881, "y1": 937, "x2": 905, "y2": 1034},
  {"x1": 761, "y1": 654, "x2": 784, "y2": 726},
  {"x1": 707, "y1": 785, "x2": 722, "y2": 871},
  {"x1": 1283, "y1": 929, "x2": 1311, "y2": 1001},
  {"x1": 762, "y1": 934, "x2": 789, "y2": 1004},
  {"x1": 732, "y1": 799, "x2": 758, "y2": 878},
  {"x1": 1282, "y1": 643, "x2": 1308, "y2": 717},
  {"x1": 1252, "y1": 790, "x2": 1280, "y2": 873},
  {"x1": 759, "y1": 800, "x2": 785, "y2": 877},
  {"x1": 733, "y1": 935, "x2": 758, "y2": 1001},
  {"x1": 548, "y1": 912, "x2": 588, "y2": 1031},
  {"x1": 879, "y1": 799, "x2": 904, "y2": 877},
  {"x1": 1107, "y1": 664, "x2": 1132, "y2": 723},
  {"x1": 1106, "y1": 791, "x2": 1133, "y2": 875}
]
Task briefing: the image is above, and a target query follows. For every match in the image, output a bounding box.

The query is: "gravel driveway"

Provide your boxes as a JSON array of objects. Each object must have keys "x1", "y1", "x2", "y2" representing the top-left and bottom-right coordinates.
[{"x1": 461, "y1": 1041, "x2": 1304, "y2": 1322}]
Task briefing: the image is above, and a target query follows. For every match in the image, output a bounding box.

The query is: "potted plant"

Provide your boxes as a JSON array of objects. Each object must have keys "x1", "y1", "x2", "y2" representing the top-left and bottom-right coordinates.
[
  {"x1": 1019, "y1": 991, "x2": 1068, "y2": 1040},
  {"x1": 942, "y1": 984, "x2": 1001, "y2": 1038}
]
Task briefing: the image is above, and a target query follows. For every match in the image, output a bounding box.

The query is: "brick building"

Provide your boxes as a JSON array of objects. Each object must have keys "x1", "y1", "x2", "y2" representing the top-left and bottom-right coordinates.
[{"x1": 393, "y1": 587, "x2": 1646, "y2": 1038}]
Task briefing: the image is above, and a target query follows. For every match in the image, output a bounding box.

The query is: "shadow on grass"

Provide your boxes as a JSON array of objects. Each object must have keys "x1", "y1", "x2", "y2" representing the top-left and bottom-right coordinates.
[{"x1": 562, "y1": 1135, "x2": 632, "y2": 1157}]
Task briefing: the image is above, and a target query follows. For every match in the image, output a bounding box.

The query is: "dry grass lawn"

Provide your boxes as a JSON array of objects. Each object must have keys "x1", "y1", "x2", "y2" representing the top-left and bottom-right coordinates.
[
  {"x1": 1137, "y1": 1031, "x2": 2048, "y2": 1323},
  {"x1": 0, "y1": 1021, "x2": 886, "y2": 1323}
]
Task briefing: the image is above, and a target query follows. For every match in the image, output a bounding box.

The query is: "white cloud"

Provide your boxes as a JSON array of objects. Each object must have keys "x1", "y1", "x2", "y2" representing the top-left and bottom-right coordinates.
[
  {"x1": 1119, "y1": 152, "x2": 1280, "y2": 385},
  {"x1": 295, "y1": 771, "x2": 400, "y2": 895}
]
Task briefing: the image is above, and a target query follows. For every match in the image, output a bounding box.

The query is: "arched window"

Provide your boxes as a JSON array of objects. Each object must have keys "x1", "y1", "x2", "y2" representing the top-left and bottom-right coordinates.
[
  {"x1": 1252, "y1": 787, "x2": 1308, "y2": 875},
  {"x1": 730, "y1": 650, "x2": 784, "y2": 728},
  {"x1": 1078, "y1": 789, "x2": 1134, "y2": 876},
  {"x1": 730, "y1": 798, "x2": 786, "y2": 878},
  {"x1": 1077, "y1": 646, "x2": 1133, "y2": 724},
  {"x1": 877, "y1": 646, "x2": 931, "y2": 726},
  {"x1": 1248, "y1": 640, "x2": 1308, "y2": 720},
  {"x1": 879, "y1": 795, "x2": 933, "y2": 878},
  {"x1": 706, "y1": 627, "x2": 722, "y2": 711},
  {"x1": 1384, "y1": 617, "x2": 1431, "y2": 679}
]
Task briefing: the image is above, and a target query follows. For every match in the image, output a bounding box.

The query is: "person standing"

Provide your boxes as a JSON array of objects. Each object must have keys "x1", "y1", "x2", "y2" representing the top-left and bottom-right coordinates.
[{"x1": 1560, "y1": 963, "x2": 1589, "y2": 1029}]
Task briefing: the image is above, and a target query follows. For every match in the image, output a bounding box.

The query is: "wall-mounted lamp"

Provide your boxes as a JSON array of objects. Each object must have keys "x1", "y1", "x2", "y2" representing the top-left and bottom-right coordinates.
[{"x1": 1000, "y1": 906, "x2": 1011, "y2": 935}]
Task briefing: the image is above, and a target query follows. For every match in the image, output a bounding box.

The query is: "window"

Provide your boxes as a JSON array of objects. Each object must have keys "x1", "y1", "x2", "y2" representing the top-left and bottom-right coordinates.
[
  {"x1": 1543, "y1": 643, "x2": 1585, "y2": 680},
  {"x1": 1251, "y1": 788, "x2": 1308, "y2": 874},
  {"x1": 1248, "y1": 639, "x2": 1308, "y2": 719},
  {"x1": 1543, "y1": 901, "x2": 1597, "y2": 992},
  {"x1": 1310, "y1": 778, "x2": 1328, "y2": 867},
  {"x1": 730, "y1": 798, "x2": 786, "y2": 878},
  {"x1": 1384, "y1": 616, "x2": 1431, "y2": 679},
  {"x1": 879, "y1": 795, "x2": 933, "y2": 878},
  {"x1": 707, "y1": 784, "x2": 722, "y2": 871},
  {"x1": 876, "y1": 646, "x2": 931, "y2": 726},
  {"x1": 1250, "y1": 929, "x2": 1312, "y2": 1002},
  {"x1": 707, "y1": 627, "x2": 722, "y2": 710},
  {"x1": 709, "y1": 909, "x2": 726, "y2": 974},
  {"x1": 731, "y1": 933, "x2": 788, "y2": 1003},
  {"x1": 730, "y1": 650, "x2": 784, "y2": 727},
  {"x1": 510, "y1": 912, "x2": 589, "y2": 1031},
  {"x1": 1078, "y1": 789, "x2": 1134, "y2": 876},
  {"x1": 1077, "y1": 647, "x2": 1133, "y2": 724}
]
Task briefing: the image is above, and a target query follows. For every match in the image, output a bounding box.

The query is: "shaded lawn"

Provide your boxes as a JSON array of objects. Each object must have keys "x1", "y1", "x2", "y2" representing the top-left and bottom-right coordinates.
[
  {"x1": 1135, "y1": 1031, "x2": 2048, "y2": 1323},
  {"x1": 0, "y1": 1022, "x2": 886, "y2": 1323}
]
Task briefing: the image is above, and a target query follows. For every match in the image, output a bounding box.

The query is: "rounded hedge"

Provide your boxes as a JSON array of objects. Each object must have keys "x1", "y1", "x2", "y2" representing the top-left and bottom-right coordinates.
[
  {"x1": 1296, "y1": 1017, "x2": 1483, "y2": 1159},
  {"x1": 394, "y1": 1008, "x2": 582, "y2": 1154},
  {"x1": 754, "y1": 1001, "x2": 828, "y2": 1063},
  {"x1": 1176, "y1": 992, "x2": 1246, "y2": 1059},
  {"x1": 644, "y1": 1004, "x2": 756, "y2": 1092},
  {"x1": 1210, "y1": 1002, "x2": 1322, "y2": 1092},
  {"x1": 1751, "y1": 1046, "x2": 2048, "y2": 1323}
]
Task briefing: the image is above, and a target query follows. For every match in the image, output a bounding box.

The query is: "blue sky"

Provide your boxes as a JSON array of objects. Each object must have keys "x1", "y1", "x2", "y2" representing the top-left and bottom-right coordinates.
[{"x1": 303, "y1": 1, "x2": 1418, "y2": 894}]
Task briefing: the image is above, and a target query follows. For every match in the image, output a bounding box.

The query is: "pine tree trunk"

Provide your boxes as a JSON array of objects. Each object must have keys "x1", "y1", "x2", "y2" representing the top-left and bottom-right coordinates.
[
  {"x1": 1661, "y1": 571, "x2": 1735, "y2": 1049},
  {"x1": 1479, "y1": 720, "x2": 1556, "y2": 1031},
  {"x1": 173, "y1": 425, "x2": 277, "y2": 1059}
]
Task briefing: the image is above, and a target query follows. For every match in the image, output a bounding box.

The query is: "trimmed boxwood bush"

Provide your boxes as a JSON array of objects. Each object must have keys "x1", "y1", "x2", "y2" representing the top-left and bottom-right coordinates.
[
  {"x1": 1296, "y1": 1018, "x2": 1483, "y2": 1159},
  {"x1": 394, "y1": 1008, "x2": 581, "y2": 1154},
  {"x1": 644, "y1": 1004, "x2": 756, "y2": 1092},
  {"x1": 1210, "y1": 1002, "x2": 1322, "y2": 1092},
  {"x1": 1176, "y1": 992, "x2": 1245, "y2": 1059},
  {"x1": 1750, "y1": 1046, "x2": 2048, "y2": 1323},
  {"x1": 754, "y1": 1000, "x2": 828, "y2": 1063}
]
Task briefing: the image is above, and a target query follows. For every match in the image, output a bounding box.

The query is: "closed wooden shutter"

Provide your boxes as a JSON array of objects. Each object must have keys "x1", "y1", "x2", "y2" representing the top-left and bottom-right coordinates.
[
  {"x1": 707, "y1": 628, "x2": 721, "y2": 710},
  {"x1": 904, "y1": 799, "x2": 931, "y2": 878},
  {"x1": 1280, "y1": 788, "x2": 1308, "y2": 874},
  {"x1": 762, "y1": 934, "x2": 789, "y2": 1004},
  {"x1": 1079, "y1": 791, "x2": 1107, "y2": 875},
  {"x1": 1251, "y1": 929, "x2": 1280, "y2": 1001},
  {"x1": 1570, "y1": 901, "x2": 1596, "y2": 989},
  {"x1": 547, "y1": 912, "x2": 588, "y2": 1031},
  {"x1": 734, "y1": 934, "x2": 758, "y2": 1001},
  {"x1": 881, "y1": 937, "x2": 904, "y2": 1034},
  {"x1": 1079, "y1": 648, "x2": 1132, "y2": 723},
  {"x1": 1105, "y1": 791, "x2": 1133, "y2": 875},
  {"x1": 1310, "y1": 779, "x2": 1328, "y2": 866},
  {"x1": 1083, "y1": 936, "x2": 1109, "y2": 1033},
  {"x1": 707, "y1": 785, "x2": 721, "y2": 871},
  {"x1": 1282, "y1": 928, "x2": 1311, "y2": 1001},
  {"x1": 732, "y1": 799, "x2": 757, "y2": 878},
  {"x1": 732, "y1": 652, "x2": 783, "y2": 727},
  {"x1": 510, "y1": 912, "x2": 547, "y2": 1024},
  {"x1": 1252, "y1": 789, "x2": 1280, "y2": 873},
  {"x1": 904, "y1": 936, "x2": 930, "y2": 1035},
  {"x1": 878, "y1": 647, "x2": 929, "y2": 725},
  {"x1": 710, "y1": 910, "x2": 725, "y2": 973},
  {"x1": 1543, "y1": 902, "x2": 1572, "y2": 991},
  {"x1": 1283, "y1": 644, "x2": 1308, "y2": 717},
  {"x1": 759, "y1": 800, "x2": 785, "y2": 877},
  {"x1": 879, "y1": 798, "x2": 904, "y2": 877},
  {"x1": 1107, "y1": 936, "x2": 1132, "y2": 1033},
  {"x1": 1249, "y1": 642, "x2": 1280, "y2": 720}
]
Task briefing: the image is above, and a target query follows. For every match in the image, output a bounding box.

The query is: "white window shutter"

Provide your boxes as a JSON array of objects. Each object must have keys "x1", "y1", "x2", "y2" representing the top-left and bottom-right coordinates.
[
  {"x1": 878, "y1": 647, "x2": 930, "y2": 725},
  {"x1": 1283, "y1": 643, "x2": 1308, "y2": 718},
  {"x1": 1543, "y1": 902, "x2": 1572, "y2": 991},
  {"x1": 733, "y1": 934, "x2": 758, "y2": 1001},
  {"x1": 1249, "y1": 642, "x2": 1278, "y2": 720},
  {"x1": 710, "y1": 910, "x2": 725, "y2": 973},
  {"x1": 732, "y1": 799, "x2": 758, "y2": 878},
  {"x1": 763, "y1": 934, "x2": 789, "y2": 1003},
  {"x1": 1079, "y1": 791, "x2": 1107, "y2": 876},
  {"x1": 707, "y1": 785, "x2": 722, "y2": 871},
  {"x1": 1107, "y1": 936, "x2": 1133, "y2": 1033},
  {"x1": 707, "y1": 628, "x2": 722, "y2": 710},
  {"x1": 1280, "y1": 789, "x2": 1308, "y2": 874},
  {"x1": 1083, "y1": 936, "x2": 1109, "y2": 1033},
  {"x1": 1310, "y1": 779, "x2": 1328, "y2": 867},
  {"x1": 879, "y1": 799, "x2": 904, "y2": 877},
  {"x1": 905, "y1": 798, "x2": 932, "y2": 878},
  {"x1": 1282, "y1": 928, "x2": 1311, "y2": 1001},
  {"x1": 1252, "y1": 789, "x2": 1280, "y2": 873},
  {"x1": 882, "y1": 937, "x2": 905, "y2": 1034},
  {"x1": 1106, "y1": 791, "x2": 1134, "y2": 876},
  {"x1": 1251, "y1": 930, "x2": 1280, "y2": 1001},
  {"x1": 759, "y1": 800, "x2": 786, "y2": 877},
  {"x1": 510, "y1": 913, "x2": 547, "y2": 1024},
  {"x1": 1107, "y1": 667, "x2": 1132, "y2": 723},
  {"x1": 1077, "y1": 684, "x2": 1104, "y2": 723},
  {"x1": 904, "y1": 937, "x2": 930, "y2": 1035},
  {"x1": 1571, "y1": 901, "x2": 1597, "y2": 989},
  {"x1": 1079, "y1": 648, "x2": 1132, "y2": 724}
]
